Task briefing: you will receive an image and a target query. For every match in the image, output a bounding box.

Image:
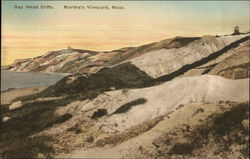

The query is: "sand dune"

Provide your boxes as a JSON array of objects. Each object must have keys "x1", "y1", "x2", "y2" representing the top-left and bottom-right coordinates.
[{"x1": 55, "y1": 75, "x2": 248, "y2": 133}]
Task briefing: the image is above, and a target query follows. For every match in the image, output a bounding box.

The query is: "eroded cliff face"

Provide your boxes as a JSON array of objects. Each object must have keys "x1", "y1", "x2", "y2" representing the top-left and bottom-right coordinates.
[
  {"x1": 4, "y1": 49, "x2": 102, "y2": 74},
  {"x1": 3, "y1": 34, "x2": 248, "y2": 78},
  {"x1": 2, "y1": 38, "x2": 179, "y2": 74},
  {"x1": 7, "y1": 34, "x2": 249, "y2": 103},
  {"x1": 208, "y1": 40, "x2": 249, "y2": 79},
  {"x1": 178, "y1": 37, "x2": 249, "y2": 79},
  {"x1": 128, "y1": 34, "x2": 249, "y2": 78}
]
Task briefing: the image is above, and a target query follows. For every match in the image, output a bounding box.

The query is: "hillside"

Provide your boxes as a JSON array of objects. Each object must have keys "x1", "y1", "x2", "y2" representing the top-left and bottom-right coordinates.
[
  {"x1": 208, "y1": 40, "x2": 249, "y2": 79},
  {"x1": 1, "y1": 75, "x2": 249, "y2": 158},
  {"x1": 1, "y1": 33, "x2": 249, "y2": 158},
  {"x1": 128, "y1": 34, "x2": 249, "y2": 78},
  {"x1": 60, "y1": 101, "x2": 249, "y2": 159},
  {"x1": 182, "y1": 39, "x2": 249, "y2": 79},
  {"x1": 3, "y1": 34, "x2": 249, "y2": 78}
]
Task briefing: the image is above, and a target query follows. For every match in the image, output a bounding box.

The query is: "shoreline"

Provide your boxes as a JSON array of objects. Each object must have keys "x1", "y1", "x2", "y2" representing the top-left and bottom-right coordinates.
[
  {"x1": 1, "y1": 70, "x2": 70, "y2": 92},
  {"x1": 1, "y1": 69, "x2": 72, "y2": 76},
  {"x1": 1, "y1": 86, "x2": 47, "y2": 105},
  {"x1": 1, "y1": 85, "x2": 47, "y2": 93}
]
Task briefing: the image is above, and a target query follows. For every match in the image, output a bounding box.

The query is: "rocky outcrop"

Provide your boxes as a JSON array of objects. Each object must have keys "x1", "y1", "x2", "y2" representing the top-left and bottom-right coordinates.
[
  {"x1": 9, "y1": 101, "x2": 22, "y2": 110},
  {"x1": 3, "y1": 116, "x2": 10, "y2": 122}
]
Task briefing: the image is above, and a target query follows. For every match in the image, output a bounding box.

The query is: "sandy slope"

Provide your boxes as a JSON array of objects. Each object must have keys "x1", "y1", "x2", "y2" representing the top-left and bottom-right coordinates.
[
  {"x1": 1, "y1": 74, "x2": 249, "y2": 158},
  {"x1": 183, "y1": 39, "x2": 249, "y2": 78},
  {"x1": 53, "y1": 75, "x2": 249, "y2": 135},
  {"x1": 97, "y1": 75, "x2": 248, "y2": 132},
  {"x1": 128, "y1": 34, "x2": 248, "y2": 78},
  {"x1": 60, "y1": 101, "x2": 249, "y2": 158},
  {"x1": 208, "y1": 40, "x2": 249, "y2": 79}
]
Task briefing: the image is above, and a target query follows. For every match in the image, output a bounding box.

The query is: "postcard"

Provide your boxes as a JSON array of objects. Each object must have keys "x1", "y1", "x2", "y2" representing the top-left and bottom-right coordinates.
[{"x1": 1, "y1": 0, "x2": 249, "y2": 158}]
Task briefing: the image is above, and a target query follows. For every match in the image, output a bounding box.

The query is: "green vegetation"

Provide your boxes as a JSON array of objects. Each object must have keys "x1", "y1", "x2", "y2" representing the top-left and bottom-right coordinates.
[{"x1": 0, "y1": 99, "x2": 73, "y2": 158}]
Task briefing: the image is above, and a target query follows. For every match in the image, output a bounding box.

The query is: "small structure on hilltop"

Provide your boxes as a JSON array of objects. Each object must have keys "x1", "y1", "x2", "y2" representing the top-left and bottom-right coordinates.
[
  {"x1": 232, "y1": 26, "x2": 240, "y2": 35},
  {"x1": 68, "y1": 46, "x2": 73, "y2": 50}
]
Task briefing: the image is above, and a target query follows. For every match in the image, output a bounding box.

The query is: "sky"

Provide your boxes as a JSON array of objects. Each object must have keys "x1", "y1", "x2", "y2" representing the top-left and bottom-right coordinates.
[{"x1": 2, "y1": 1, "x2": 249, "y2": 65}]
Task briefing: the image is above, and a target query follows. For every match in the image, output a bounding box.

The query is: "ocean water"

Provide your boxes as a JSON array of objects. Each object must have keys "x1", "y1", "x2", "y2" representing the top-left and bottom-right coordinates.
[{"x1": 1, "y1": 71, "x2": 70, "y2": 91}]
